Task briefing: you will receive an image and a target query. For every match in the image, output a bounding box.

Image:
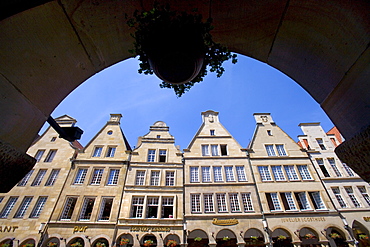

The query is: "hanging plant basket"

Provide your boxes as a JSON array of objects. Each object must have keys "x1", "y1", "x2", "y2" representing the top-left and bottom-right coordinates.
[{"x1": 126, "y1": 3, "x2": 237, "y2": 97}]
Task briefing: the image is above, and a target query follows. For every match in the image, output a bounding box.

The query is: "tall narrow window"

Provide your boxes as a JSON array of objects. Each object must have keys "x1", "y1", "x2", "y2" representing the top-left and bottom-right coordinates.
[
  {"x1": 146, "y1": 197, "x2": 159, "y2": 218},
  {"x1": 202, "y1": 167, "x2": 211, "y2": 182},
  {"x1": 147, "y1": 150, "x2": 156, "y2": 162},
  {"x1": 14, "y1": 197, "x2": 33, "y2": 218},
  {"x1": 44, "y1": 150, "x2": 57, "y2": 162},
  {"x1": 271, "y1": 166, "x2": 285, "y2": 181},
  {"x1": 79, "y1": 198, "x2": 95, "y2": 220},
  {"x1": 74, "y1": 168, "x2": 88, "y2": 184},
  {"x1": 0, "y1": 197, "x2": 3, "y2": 204},
  {"x1": 295, "y1": 192, "x2": 311, "y2": 210},
  {"x1": 166, "y1": 171, "x2": 175, "y2": 186},
  {"x1": 225, "y1": 166, "x2": 235, "y2": 181},
  {"x1": 220, "y1": 145, "x2": 228, "y2": 156},
  {"x1": 266, "y1": 193, "x2": 281, "y2": 211},
  {"x1": 60, "y1": 197, "x2": 77, "y2": 220},
  {"x1": 34, "y1": 150, "x2": 45, "y2": 162},
  {"x1": 328, "y1": 158, "x2": 342, "y2": 177},
  {"x1": 210, "y1": 130, "x2": 215, "y2": 136},
  {"x1": 342, "y1": 163, "x2": 355, "y2": 177},
  {"x1": 150, "y1": 171, "x2": 160, "y2": 186},
  {"x1": 107, "y1": 169, "x2": 120, "y2": 185},
  {"x1": 258, "y1": 166, "x2": 272, "y2": 181},
  {"x1": 213, "y1": 166, "x2": 223, "y2": 182},
  {"x1": 265, "y1": 145, "x2": 276, "y2": 156},
  {"x1": 31, "y1": 169, "x2": 47, "y2": 186},
  {"x1": 229, "y1": 193, "x2": 241, "y2": 212},
  {"x1": 131, "y1": 197, "x2": 144, "y2": 218},
  {"x1": 241, "y1": 193, "x2": 253, "y2": 211},
  {"x1": 211, "y1": 145, "x2": 219, "y2": 156},
  {"x1": 30, "y1": 196, "x2": 47, "y2": 218},
  {"x1": 216, "y1": 194, "x2": 228, "y2": 212},
  {"x1": 332, "y1": 187, "x2": 347, "y2": 208},
  {"x1": 281, "y1": 192, "x2": 297, "y2": 210},
  {"x1": 345, "y1": 187, "x2": 361, "y2": 207},
  {"x1": 316, "y1": 158, "x2": 330, "y2": 177},
  {"x1": 201, "y1": 145, "x2": 209, "y2": 156},
  {"x1": 236, "y1": 166, "x2": 247, "y2": 181},
  {"x1": 190, "y1": 167, "x2": 199, "y2": 182},
  {"x1": 191, "y1": 194, "x2": 201, "y2": 213},
  {"x1": 161, "y1": 197, "x2": 174, "y2": 218},
  {"x1": 106, "y1": 147, "x2": 116, "y2": 157},
  {"x1": 45, "y1": 169, "x2": 60, "y2": 186},
  {"x1": 159, "y1": 150, "x2": 167, "y2": 162},
  {"x1": 0, "y1": 197, "x2": 18, "y2": 218},
  {"x1": 358, "y1": 186, "x2": 370, "y2": 207},
  {"x1": 297, "y1": 165, "x2": 312, "y2": 180},
  {"x1": 309, "y1": 192, "x2": 326, "y2": 209},
  {"x1": 276, "y1": 145, "x2": 287, "y2": 156},
  {"x1": 92, "y1": 147, "x2": 103, "y2": 157},
  {"x1": 204, "y1": 194, "x2": 214, "y2": 212},
  {"x1": 135, "y1": 171, "x2": 146, "y2": 185},
  {"x1": 284, "y1": 166, "x2": 299, "y2": 180},
  {"x1": 18, "y1": 170, "x2": 34, "y2": 186},
  {"x1": 98, "y1": 198, "x2": 113, "y2": 221},
  {"x1": 316, "y1": 138, "x2": 326, "y2": 150},
  {"x1": 90, "y1": 168, "x2": 104, "y2": 185}
]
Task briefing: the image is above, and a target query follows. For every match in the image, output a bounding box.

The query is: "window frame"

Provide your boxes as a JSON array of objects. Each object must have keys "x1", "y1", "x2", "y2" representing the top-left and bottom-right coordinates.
[
  {"x1": 45, "y1": 169, "x2": 60, "y2": 186},
  {"x1": 14, "y1": 196, "x2": 33, "y2": 218},
  {"x1": 30, "y1": 196, "x2": 47, "y2": 218},
  {"x1": 90, "y1": 168, "x2": 104, "y2": 185},
  {"x1": 135, "y1": 171, "x2": 146, "y2": 185},
  {"x1": 74, "y1": 168, "x2": 88, "y2": 185},
  {"x1": 44, "y1": 150, "x2": 57, "y2": 162},
  {"x1": 107, "y1": 169, "x2": 120, "y2": 185},
  {"x1": 31, "y1": 169, "x2": 47, "y2": 186},
  {"x1": 92, "y1": 146, "x2": 103, "y2": 157},
  {"x1": 60, "y1": 197, "x2": 77, "y2": 220}
]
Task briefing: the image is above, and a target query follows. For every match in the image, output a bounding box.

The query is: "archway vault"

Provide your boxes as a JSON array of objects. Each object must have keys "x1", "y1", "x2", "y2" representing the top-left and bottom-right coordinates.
[{"x1": 0, "y1": 0, "x2": 369, "y2": 191}]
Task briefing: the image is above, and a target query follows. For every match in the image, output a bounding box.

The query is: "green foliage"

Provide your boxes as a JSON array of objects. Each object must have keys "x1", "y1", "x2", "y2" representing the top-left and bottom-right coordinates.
[{"x1": 126, "y1": 3, "x2": 237, "y2": 97}]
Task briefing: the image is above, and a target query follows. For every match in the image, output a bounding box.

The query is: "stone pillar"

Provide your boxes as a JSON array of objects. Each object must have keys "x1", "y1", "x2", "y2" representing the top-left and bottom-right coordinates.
[
  {"x1": 208, "y1": 243, "x2": 217, "y2": 247},
  {"x1": 292, "y1": 242, "x2": 301, "y2": 247},
  {"x1": 237, "y1": 242, "x2": 245, "y2": 247}
]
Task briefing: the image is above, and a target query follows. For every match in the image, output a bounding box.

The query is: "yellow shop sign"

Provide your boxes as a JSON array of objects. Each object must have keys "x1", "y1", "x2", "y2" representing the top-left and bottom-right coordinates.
[{"x1": 212, "y1": 218, "x2": 239, "y2": 226}]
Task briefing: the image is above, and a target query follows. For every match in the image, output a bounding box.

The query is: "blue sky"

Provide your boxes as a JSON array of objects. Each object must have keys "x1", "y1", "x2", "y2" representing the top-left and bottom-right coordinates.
[{"x1": 45, "y1": 55, "x2": 334, "y2": 150}]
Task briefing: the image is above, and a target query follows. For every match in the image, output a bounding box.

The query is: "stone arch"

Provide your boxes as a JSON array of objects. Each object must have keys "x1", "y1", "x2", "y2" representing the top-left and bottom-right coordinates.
[
  {"x1": 271, "y1": 228, "x2": 293, "y2": 247},
  {"x1": 163, "y1": 234, "x2": 180, "y2": 247},
  {"x1": 244, "y1": 228, "x2": 265, "y2": 247},
  {"x1": 187, "y1": 230, "x2": 209, "y2": 247},
  {"x1": 140, "y1": 234, "x2": 157, "y2": 247},
  {"x1": 117, "y1": 233, "x2": 134, "y2": 247},
  {"x1": 91, "y1": 237, "x2": 109, "y2": 247},
  {"x1": 67, "y1": 237, "x2": 86, "y2": 247},
  {"x1": 19, "y1": 238, "x2": 36, "y2": 247},
  {"x1": 325, "y1": 227, "x2": 349, "y2": 247},
  {"x1": 298, "y1": 227, "x2": 320, "y2": 247},
  {"x1": 353, "y1": 220, "x2": 370, "y2": 247},
  {"x1": 215, "y1": 229, "x2": 237, "y2": 247},
  {"x1": 0, "y1": 238, "x2": 15, "y2": 247},
  {"x1": 43, "y1": 237, "x2": 61, "y2": 247}
]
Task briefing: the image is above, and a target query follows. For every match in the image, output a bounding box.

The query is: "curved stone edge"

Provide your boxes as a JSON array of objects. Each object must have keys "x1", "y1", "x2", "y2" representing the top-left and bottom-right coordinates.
[{"x1": 0, "y1": 139, "x2": 36, "y2": 192}]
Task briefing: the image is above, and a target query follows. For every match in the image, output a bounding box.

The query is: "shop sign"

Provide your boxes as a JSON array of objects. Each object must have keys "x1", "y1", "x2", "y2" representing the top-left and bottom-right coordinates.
[
  {"x1": 73, "y1": 226, "x2": 88, "y2": 233},
  {"x1": 212, "y1": 218, "x2": 239, "y2": 226},
  {"x1": 130, "y1": 227, "x2": 170, "y2": 232},
  {"x1": 281, "y1": 217, "x2": 326, "y2": 223},
  {"x1": 363, "y1": 217, "x2": 370, "y2": 222},
  {"x1": 0, "y1": 226, "x2": 18, "y2": 232}
]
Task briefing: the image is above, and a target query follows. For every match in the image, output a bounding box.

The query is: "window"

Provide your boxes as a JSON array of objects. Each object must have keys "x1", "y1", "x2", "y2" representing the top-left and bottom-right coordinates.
[
  {"x1": 281, "y1": 192, "x2": 297, "y2": 210},
  {"x1": 150, "y1": 171, "x2": 160, "y2": 186},
  {"x1": 92, "y1": 147, "x2": 103, "y2": 157},
  {"x1": 332, "y1": 187, "x2": 347, "y2": 208},
  {"x1": 131, "y1": 197, "x2": 144, "y2": 218},
  {"x1": 343, "y1": 163, "x2": 355, "y2": 177},
  {"x1": 166, "y1": 171, "x2": 175, "y2": 186},
  {"x1": 220, "y1": 145, "x2": 228, "y2": 156},
  {"x1": 309, "y1": 192, "x2": 326, "y2": 209},
  {"x1": 146, "y1": 197, "x2": 159, "y2": 218},
  {"x1": 34, "y1": 150, "x2": 45, "y2": 162},
  {"x1": 98, "y1": 198, "x2": 113, "y2": 221},
  {"x1": 190, "y1": 167, "x2": 199, "y2": 182},
  {"x1": 358, "y1": 187, "x2": 370, "y2": 207},
  {"x1": 157, "y1": 135, "x2": 160, "y2": 138},
  {"x1": 79, "y1": 198, "x2": 95, "y2": 220},
  {"x1": 267, "y1": 130, "x2": 272, "y2": 136},
  {"x1": 266, "y1": 193, "x2": 281, "y2": 211},
  {"x1": 74, "y1": 168, "x2": 88, "y2": 184},
  {"x1": 276, "y1": 145, "x2": 287, "y2": 156},
  {"x1": 50, "y1": 137, "x2": 56, "y2": 142},
  {"x1": 258, "y1": 166, "x2": 272, "y2": 181},
  {"x1": 265, "y1": 145, "x2": 276, "y2": 156},
  {"x1": 297, "y1": 165, "x2": 312, "y2": 180},
  {"x1": 31, "y1": 169, "x2": 47, "y2": 186},
  {"x1": 60, "y1": 197, "x2": 77, "y2": 220},
  {"x1": 317, "y1": 158, "x2": 330, "y2": 177},
  {"x1": 107, "y1": 169, "x2": 120, "y2": 185},
  {"x1": 295, "y1": 192, "x2": 311, "y2": 210},
  {"x1": 90, "y1": 168, "x2": 104, "y2": 185},
  {"x1": 202, "y1": 167, "x2": 211, "y2": 182},
  {"x1": 216, "y1": 193, "x2": 228, "y2": 212},
  {"x1": 0, "y1": 197, "x2": 18, "y2": 218},
  {"x1": 147, "y1": 150, "x2": 156, "y2": 162},
  {"x1": 191, "y1": 194, "x2": 201, "y2": 213},
  {"x1": 17, "y1": 170, "x2": 34, "y2": 186},
  {"x1": 236, "y1": 166, "x2": 247, "y2": 181},
  {"x1": 45, "y1": 169, "x2": 60, "y2": 186},
  {"x1": 213, "y1": 166, "x2": 223, "y2": 182},
  {"x1": 0, "y1": 197, "x2": 3, "y2": 204},
  {"x1": 159, "y1": 150, "x2": 167, "y2": 162},
  {"x1": 327, "y1": 158, "x2": 341, "y2": 177},
  {"x1": 210, "y1": 130, "x2": 215, "y2": 136},
  {"x1": 284, "y1": 166, "x2": 299, "y2": 180},
  {"x1": 241, "y1": 193, "x2": 253, "y2": 211},
  {"x1": 211, "y1": 145, "x2": 219, "y2": 156},
  {"x1": 316, "y1": 138, "x2": 326, "y2": 150},
  {"x1": 14, "y1": 197, "x2": 33, "y2": 218},
  {"x1": 271, "y1": 166, "x2": 286, "y2": 181},
  {"x1": 204, "y1": 194, "x2": 214, "y2": 213},
  {"x1": 106, "y1": 147, "x2": 116, "y2": 157},
  {"x1": 345, "y1": 187, "x2": 361, "y2": 207},
  {"x1": 229, "y1": 193, "x2": 241, "y2": 212},
  {"x1": 161, "y1": 197, "x2": 174, "y2": 218},
  {"x1": 201, "y1": 145, "x2": 209, "y2": 156},
  {"x1": 225, "y1": 166, "x2": 235, "y2": 181},
  {"x1": 30, "y1": 196, "x2": 47, "y2": 218},
  {"x1": 135, "y1": 171, "x2": 146, "y2": 185},
  {"x1": 44, "y1": 150, "x2": 57, "y2": 162}
]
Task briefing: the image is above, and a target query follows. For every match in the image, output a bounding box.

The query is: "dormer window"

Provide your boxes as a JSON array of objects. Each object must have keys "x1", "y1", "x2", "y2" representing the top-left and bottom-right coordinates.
[
  {"x1": 210, "y1": 130, "x2": 215, "y2": 136},
  {"x1": 106, "y1": 147, "x2": 116, "y2": 157},
  {"x1": 159, "y1": 150, "x2": 167, "y2": 162},
  {"x1": 316, "y1": 138, "x2": 326, "y2": 150},
  {"x1": 267, "y1": 130, "x2": 272, "y2": 136}
]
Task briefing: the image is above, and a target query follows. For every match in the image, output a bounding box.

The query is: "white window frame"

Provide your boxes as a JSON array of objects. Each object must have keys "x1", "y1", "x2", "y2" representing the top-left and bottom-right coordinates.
[
  {"x1": 131, "y1": 197, "x2": 144, "y2": 218},
  {"x1": 190, "y1": 167, "x2": 199, "y2": 183},
  {"x1": 332, "y1": 187, "x2": 347, "y2": 208},
  {"x1": 241, "y1": 193, "x2": 253, "y2": 212},
  {"x1": 18, "y1": 170, "x2": 34, "y2": 186},
  {"x1": 34, "y1": 150, "x2": 45, "y2": 162},
  {"x1": 92, "y1": 147, "x2": 103, "y2": 157},
  {"x1": 31, "y1": 169, "x2": 47, "y2": 186},
  {"x1": 284, "y1": 192, "x2": 297, "y2": 210},
  {"x1": 276, "y1": 144, "x2": 287, "y2": 156},
  {"x1": 328, "y1": 158, "x2": 342, "y2": 177},
  {"x1": 45, "y1": 169, "x2": 60, "y2": 186},
  {"x1": 135, "y1": 171, "x2": 146, "y2": 185},
  {"x1": 0, "y1": 197, "x2": 18, "y2": 218},
  {"x1": 14, "y1": 197, "x2": 33, "y2": 218},
  {"x1": 258, "y1": 166, "x2": 272, "y2": 181},
  {"x1": 60, "y1": 197, "x2": 77, "y2": 220},
  {"x1": 79, "y1": 197, "x2": 95, "y2": 221},
  {"x1": 202, "y1": 167, "x2": 211, "y2": 182},
  {"x1": 297, "y1": 192, "x2": 312, "y2": 210},
  {"x1": 310, "y1": 192, "x2": 326, "y2": 209},
  {"x1": 284, "y1": 165, "x2": 299, "y2": 181},
  {"x1": 98, "y1": 197, "x2": 113, "y2": 221},
  {"x1": 107, "y1": 169, "x2": 120, "y2": 185},
  {"x1": 150, "y1": 171, "x2": 160, "y2": 186},
  {"x1": 342, "y1": 163, "x2": 355, "y2": 177},
  {"x1": 30, "y1": 196, "x2": 47, "y2": 218},
  {"x1": 265, "y1": 145, "x2": 276, "y2": 156},
  {"x1": 204, "y1": 194, "x2": 214, "y2": 213},
  {"x1": 191, "y1": 194, "x2": 201, "y2": 213},
  {"x1": 225, "y1": 166, "x2": 235, "y2": 182},
  {"x1": 90, "y1": 168, "x2": 104, "y2": 185},
  {"x1": 297, "y1": 165, "x2": 312, "y2": 180},
  {"x1": 213, "y1": 166, "x2": 223, "y2": 182},
  {"x1": 345, "y1": 187, "x2": 361, "y2": 208},
  {"x1": 201, "y1": 145, "x2": 209, "y2": 156},
  {"x1": 270, "y1": 193, "x2": 282, "y2": 211},
  {"x1": 106, "y1": 147, "x2": 116, "y2": 157},
  {"x1": 271, "y1": 166, "x2": 286, "y2": 181},
  {"x1": 211, "y1": 145, "x2": 219, "y2": 156},
  {"x1": 159, "y1": 150, "x2": 167, "y2": 162},
  {"x1": 236, "y1": 166, "x2": 247, "y2": 181},
  {"x1": 147, "y1": 149, "x2": 156, "y2": 162},
  {"x1": 44, "y1": 150, "x2": 57, "y2": 162},
  {"x1": 74, "y1": 168, "x2": 88, "y2": 184},
  {"x1": 358, "y1": 186, "x2": 370, "y2": 207},
  {"x1": 165, "y1": 171, "x2": 175, "y2": 186},
  {"x1": 229, "y1": 193, "x2": 241, "y2": 212},
  {"x1": 216, "y1": 193, "x2": 228, "y2": 212}
]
